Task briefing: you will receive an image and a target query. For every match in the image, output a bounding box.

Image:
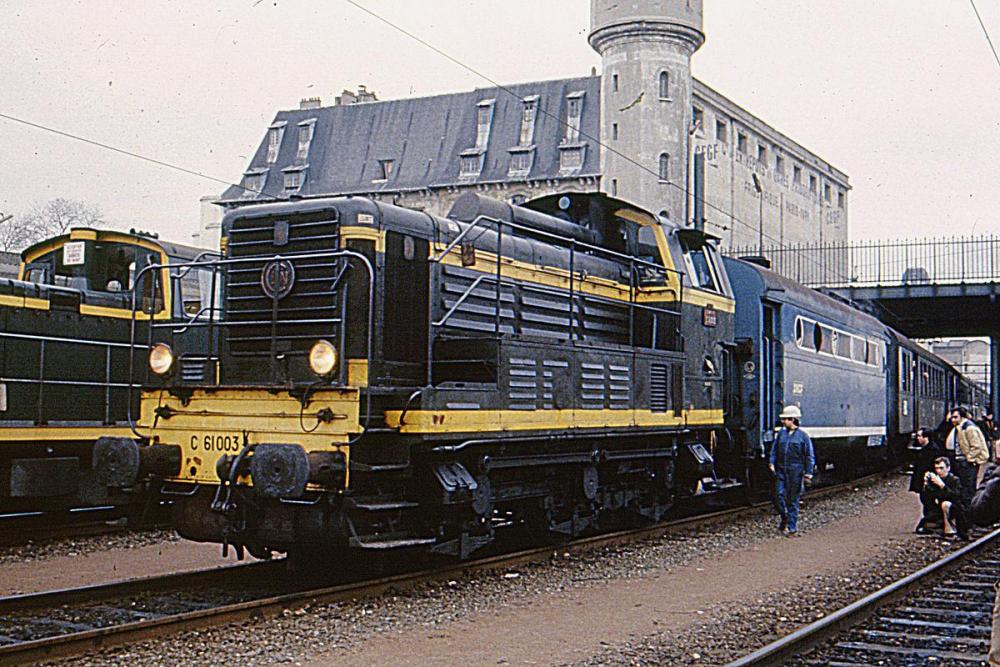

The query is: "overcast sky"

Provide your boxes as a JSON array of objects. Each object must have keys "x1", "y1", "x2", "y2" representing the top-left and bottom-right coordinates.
[{"x1": 1, "y1": 1, "x2": 998, "y2": 246}]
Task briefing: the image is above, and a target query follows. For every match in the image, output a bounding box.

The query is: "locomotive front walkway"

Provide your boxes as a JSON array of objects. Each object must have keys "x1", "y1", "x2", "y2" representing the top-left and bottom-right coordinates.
[{"x1": 315, "y1": 478, "x2": 927, "y2": 667}]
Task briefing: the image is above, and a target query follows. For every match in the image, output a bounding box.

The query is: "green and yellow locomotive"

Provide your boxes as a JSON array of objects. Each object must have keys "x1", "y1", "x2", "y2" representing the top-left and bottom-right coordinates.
[
  {"x1": 98, "y1": 192, "x2": 741, "y2": 558},
  {"x1": 0, "y1": 228, "x2": 214, "y2": 516}
]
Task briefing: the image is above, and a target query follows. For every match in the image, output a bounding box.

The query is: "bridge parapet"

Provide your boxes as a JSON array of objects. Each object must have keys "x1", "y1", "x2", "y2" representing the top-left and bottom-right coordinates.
[{"x1": 727, "y1": 235, "x2": 1000, "y2": 289}]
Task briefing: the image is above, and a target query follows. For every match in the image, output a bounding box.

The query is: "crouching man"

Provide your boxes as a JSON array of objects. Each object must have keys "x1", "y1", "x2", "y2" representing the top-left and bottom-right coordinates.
[{"x1": 921, "y1": 456, "x2": 968, "y2": 541}]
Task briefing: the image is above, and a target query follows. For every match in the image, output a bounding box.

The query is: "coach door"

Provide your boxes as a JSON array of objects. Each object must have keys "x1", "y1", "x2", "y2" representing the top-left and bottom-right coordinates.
[
  {"x1": 760, "y1": 302, "x2": 781, "y2": 442},
  {"x1": 899, "y1": 348, "x2": 915, "y2": 434}
]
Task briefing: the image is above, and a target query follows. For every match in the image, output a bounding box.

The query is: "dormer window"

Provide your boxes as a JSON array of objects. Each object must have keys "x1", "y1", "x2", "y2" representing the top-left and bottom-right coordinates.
[
  {"x1": 296, "y1": 119, "x2": 316, "y2": 160},
  {"x1": 375, "y1": 159, "x2": 394, "y2": 181},
  {"x1": 241, "y1": 169, "x2": 268, "y2": 199},
  {"x1": 266, "y1": 122, "x2": 286, "y2": 164},
  {"x1": 282, "y1": 165, "x2": 306, "y2": 193},
  {"x1": 459, "y1": 152, "x2": 483, "y2": 178},
  {"x1": 476, "y1": 99, "x2": 495, "y2": 150},
  {"x1": 519, "y1": 95, "x2": 539, "y2": 146},
  {"x1": 508, "y1": 147, "x2": 534, "y2": 177},
  {"x1": 565, "y1": 91, "x2": 585, "y2": 144}
]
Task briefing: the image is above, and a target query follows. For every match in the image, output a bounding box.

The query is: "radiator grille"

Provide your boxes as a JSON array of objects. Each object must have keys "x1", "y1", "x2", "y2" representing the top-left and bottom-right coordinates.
[{"x1": 225, "y1": 211, "x2": 340, "y2": 355}]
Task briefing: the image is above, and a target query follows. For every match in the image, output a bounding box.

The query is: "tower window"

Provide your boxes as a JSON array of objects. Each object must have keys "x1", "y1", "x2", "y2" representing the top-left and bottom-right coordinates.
[
  {"x1": 737, "y1": 132, "x2": 748, "y2": 154},
  {"x1": 838, "y1": 191, "x2": 846, "y2": 209},
  {"x1": 716, "y1": 119, "x2": 727, "y2": 143},
  {"x1": 658, "y1": 71, "x2": 670, "y2": 99},
  {"x1": 658, "y1": 153, "x2": 670, "y2": 182},
  {"x1": 809, "y1": 174, "x2": 818, "y2": 193},
  {"x1": 757, "y1": 143, "x2": 768, "y2": 163},
  {"x1": 612, "y1": 123, "x2": 619, "y2": 141},
  {"x1": 611, "y1": 178, "x2": 618, "y2": 196},
  {"x1": 793, "y1": 164, "x2": 802, "y2": 185},
  {"x1": 775, "y1": 154, "x2": 785, "y2": 175},
  {"x1": 612, "y1": 73, "x2": 619, "y2": 92}
]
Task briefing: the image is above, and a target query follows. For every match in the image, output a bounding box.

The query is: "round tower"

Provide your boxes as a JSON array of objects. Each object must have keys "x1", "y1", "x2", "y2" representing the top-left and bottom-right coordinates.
[{"x1": 589, "y1": 0, "x2": 704, "y2": 223}]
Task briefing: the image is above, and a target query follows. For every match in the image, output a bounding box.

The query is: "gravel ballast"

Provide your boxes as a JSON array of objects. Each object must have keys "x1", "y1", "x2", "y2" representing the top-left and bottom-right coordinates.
[
  {"x1": 0, "y1": 530, "x2": 180, "y2": 567},
  {"x1": 42, "y1": 474, "x2": 947, "y2": 666}
]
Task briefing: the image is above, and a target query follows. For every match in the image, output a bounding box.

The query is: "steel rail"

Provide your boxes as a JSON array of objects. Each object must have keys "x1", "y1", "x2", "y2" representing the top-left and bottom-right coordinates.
[
  {"x1": 0, "y1": 471, "x2": 892, "y2": 666},
  {"x1": 724, "y1": 525, "x2": 1000, "y2": 667}
]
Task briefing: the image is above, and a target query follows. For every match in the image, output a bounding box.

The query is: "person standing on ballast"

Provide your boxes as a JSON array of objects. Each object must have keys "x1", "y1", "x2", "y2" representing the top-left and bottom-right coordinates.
[{"x1": 769, "y1": 405, "x2": 816, "y2": 537}]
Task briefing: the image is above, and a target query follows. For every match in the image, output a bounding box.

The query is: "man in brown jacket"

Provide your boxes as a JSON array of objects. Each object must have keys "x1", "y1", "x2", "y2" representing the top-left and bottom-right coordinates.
[{"x1": 947, "y1": 407, "x2": 991, "y2": 507}]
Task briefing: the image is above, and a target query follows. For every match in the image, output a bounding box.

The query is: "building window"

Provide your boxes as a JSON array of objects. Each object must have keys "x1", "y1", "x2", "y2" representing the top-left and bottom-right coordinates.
[
  {"x1": 692, "y1": 107, "x2": 704, "y2": 132},
  {"x1": 775, "y1": 154, "x2": 785, "y2": 175},
  {"x1": 283, "y1": 170, "x2": 303, "y2": 192},
  {"x1": 824, "y1": 183, "x2": 832, "y2": 202},
  {"x1": 612, "y1": 73, "x2": 619, "y2": 92},
  {"x1": 757, "y1": 143, "x2": 768, "y2": 163},
  {"x1": 476, "y1": 99, "x2": 495, "y2": 150},
  {"x1": 716, "y1": 119, "x2": 727, "y2": 143},
  {"x1": 611, "y1": 178, "x2": 618, "y2": 196},
  {"x1": 838, "y1": 190, "x2": 846, "y2": 209},
  {"x1": 559, "y1": 146, "x2": 584, "y2": 171},
  {"x1": 519, "y1": 96, "x2": 538, "y2": 146},
  {"x1": 509, "y1": 149, "x2": 533, "y2": 175},
  {"x1": 658, "y1": 71, "x2": 670, "y2": 99},
  {"x1": 612, "y1": 123, "x2": 618, "y2": 141},
  {"x1": 296, "y1": 120, "x2": 316, "y2": 160},
  {"x1": 737, "y1": 132, "x2": 748, "y2": 154},
  {"x1": 809, "y1": 174, "x2": 818, "y2": 193},
  {"x1": 565, "y1": 91, "x2": 584, "y2": 143},
  {"x1": 460, "y1": 154, "x2": 482, "y2": 176},
  {"x1": 793, "y1": 164, "x2": 802, "y2": 185},
  {"x1": 376, "y1": 159, "x2": 394, "y2": 181},
  {"x1": 658, "y1": 153, "x2": 670, "y2": 182},
  {"x1": 266, "y1": 124, "x2": 285, "y2": 164},
  {"x1": 241, "y1": 171, "x2": 265, "y2": 198}
]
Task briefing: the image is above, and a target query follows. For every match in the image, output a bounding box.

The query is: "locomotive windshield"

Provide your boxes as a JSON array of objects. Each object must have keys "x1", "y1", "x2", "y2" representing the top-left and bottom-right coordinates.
[{"x1": 23, "y1": 240, "x2": 164, "y2": 310}]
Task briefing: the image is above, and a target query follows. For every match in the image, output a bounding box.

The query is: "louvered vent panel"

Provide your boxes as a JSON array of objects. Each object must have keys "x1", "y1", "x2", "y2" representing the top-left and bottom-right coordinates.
[{"x1": 650, "y1": 364, "x2": 669, "y2": 413}]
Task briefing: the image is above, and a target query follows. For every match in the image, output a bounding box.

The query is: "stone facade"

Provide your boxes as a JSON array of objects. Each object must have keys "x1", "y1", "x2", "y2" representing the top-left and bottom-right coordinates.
[{"x1": 215, "y1": 1, "x2": 849, "y2": 254}]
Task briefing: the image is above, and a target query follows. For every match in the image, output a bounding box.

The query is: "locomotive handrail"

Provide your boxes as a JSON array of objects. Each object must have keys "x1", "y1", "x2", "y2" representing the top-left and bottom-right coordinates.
[{"x1": 125, "y1": 248, "x2": 376, "y2": 443}]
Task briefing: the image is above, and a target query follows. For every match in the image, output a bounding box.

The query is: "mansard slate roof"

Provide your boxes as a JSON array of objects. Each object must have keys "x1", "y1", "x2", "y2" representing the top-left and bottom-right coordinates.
[{"x1": 220, "y1": 75, "x2": 602, "y2": 203}]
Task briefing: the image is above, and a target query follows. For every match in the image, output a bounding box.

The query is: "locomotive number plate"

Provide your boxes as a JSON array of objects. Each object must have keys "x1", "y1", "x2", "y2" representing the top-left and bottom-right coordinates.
[{"x1": 188, "y1": 432, "x2": 244, "y2": 453}]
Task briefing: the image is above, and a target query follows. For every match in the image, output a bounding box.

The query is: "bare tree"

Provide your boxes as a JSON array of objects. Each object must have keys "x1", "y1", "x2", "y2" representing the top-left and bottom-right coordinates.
[{"x1": 1, "y1": 199, "x2": 106, "y2": 252}]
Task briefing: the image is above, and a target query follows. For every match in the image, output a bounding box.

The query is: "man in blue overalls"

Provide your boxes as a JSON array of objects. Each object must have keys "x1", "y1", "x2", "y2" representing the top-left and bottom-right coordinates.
[{"x1": 769, "y1": 404, "x2": 816, "y2": 537}]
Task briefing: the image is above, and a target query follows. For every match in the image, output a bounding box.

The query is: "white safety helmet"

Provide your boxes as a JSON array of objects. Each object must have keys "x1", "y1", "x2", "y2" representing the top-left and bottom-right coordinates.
[{"x1": 778, "y1": 405, "x2": 802, "y2": 420}]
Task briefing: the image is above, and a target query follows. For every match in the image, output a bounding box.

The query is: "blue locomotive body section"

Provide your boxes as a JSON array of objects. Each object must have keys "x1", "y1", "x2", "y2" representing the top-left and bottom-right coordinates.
[{"x1": 724, "y1": 257, "x2": 890, "y2": 470}]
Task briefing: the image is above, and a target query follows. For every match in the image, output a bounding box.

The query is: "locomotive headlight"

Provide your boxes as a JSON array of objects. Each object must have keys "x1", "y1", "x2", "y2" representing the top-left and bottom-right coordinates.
[
  {"x1": 148, "y1": 343, "x2": 175, "y2": 376},
  {"x1": 308, "y1": 340, "x2": 338, "y2": 377}
]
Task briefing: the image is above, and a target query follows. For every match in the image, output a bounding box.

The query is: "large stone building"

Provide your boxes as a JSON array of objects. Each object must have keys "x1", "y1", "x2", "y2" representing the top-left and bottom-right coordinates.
[{"x1": 218, "y1": 1, "x2": 849, "y2": 252}]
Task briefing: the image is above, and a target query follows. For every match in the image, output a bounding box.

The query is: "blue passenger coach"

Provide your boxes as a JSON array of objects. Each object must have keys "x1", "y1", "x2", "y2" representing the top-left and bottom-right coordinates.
[{"x1": 723, "y1": 257, "x2": 891, "y2": 480}]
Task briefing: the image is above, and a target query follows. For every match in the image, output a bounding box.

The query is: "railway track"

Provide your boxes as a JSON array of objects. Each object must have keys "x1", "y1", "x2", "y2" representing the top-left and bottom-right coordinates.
[
  {"x1": 725, "y1": 525, "x2": 1000, "y2": 666},
  {"x1": 0, "y1": 470, "x2": 893, "y2": 666}
]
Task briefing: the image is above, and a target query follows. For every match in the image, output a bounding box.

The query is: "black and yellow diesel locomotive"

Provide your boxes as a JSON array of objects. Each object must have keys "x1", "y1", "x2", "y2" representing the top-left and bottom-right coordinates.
[
  {"x1": 98, "y1": 192, "x2": 741, "y2": 558},
  {"x1": 0, "y1": 228, "x2": 215, "y2": 516}
]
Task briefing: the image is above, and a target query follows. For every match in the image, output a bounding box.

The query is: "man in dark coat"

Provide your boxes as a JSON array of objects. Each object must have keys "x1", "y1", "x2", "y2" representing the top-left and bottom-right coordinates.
[
  {"x1": 921, "y1": 456, "x2": 968, "y2": 540},
  {"x1": 980, "y1": 412, "x2": 999, "y2": 463},
  {"x1": 769, "y1": 404, "x2": 815, "y2": 537}
]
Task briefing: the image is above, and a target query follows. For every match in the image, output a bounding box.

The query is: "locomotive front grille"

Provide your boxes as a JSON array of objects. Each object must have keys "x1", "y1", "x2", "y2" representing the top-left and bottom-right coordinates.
[{"x1": 225, "y1": 212, "x2": 341, "y2": 356}]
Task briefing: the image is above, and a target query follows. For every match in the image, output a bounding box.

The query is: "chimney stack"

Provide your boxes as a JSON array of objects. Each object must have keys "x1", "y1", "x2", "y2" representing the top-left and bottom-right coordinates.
[{"x1": 299, "y1": 96, "x2": 322, "y2": 110}]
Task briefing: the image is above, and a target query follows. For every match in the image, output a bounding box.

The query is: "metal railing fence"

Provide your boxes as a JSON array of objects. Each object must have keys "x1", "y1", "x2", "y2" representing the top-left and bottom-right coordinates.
[{"x1": 726, "y1": 235, "x2": 1000, "y2": 288}]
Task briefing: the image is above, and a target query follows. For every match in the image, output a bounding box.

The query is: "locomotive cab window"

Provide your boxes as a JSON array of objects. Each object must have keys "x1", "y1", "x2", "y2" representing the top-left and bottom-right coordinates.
[
  {"x1": 679, "y1": 236, "x2": 722, "y2": 293},
  {"x1": 635, "y1": 225, "x2": 667, "y2": 285}
]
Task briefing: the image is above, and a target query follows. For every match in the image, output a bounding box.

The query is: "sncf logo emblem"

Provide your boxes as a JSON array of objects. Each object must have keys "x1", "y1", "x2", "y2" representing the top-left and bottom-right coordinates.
[{"x1": 261, "y1": 259, "x2": 295, "y2": 300}]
